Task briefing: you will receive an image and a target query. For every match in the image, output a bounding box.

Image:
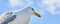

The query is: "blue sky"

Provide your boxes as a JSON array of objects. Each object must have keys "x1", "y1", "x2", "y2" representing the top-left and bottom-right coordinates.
[{"x1": 0, "y1": 0, "x2": 60, "y2": 24}]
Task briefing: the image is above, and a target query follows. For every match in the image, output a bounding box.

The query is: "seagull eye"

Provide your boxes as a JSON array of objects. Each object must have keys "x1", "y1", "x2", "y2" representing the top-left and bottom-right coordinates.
[{"x1": 32, "y1": 8, "x2": 34, "y2": 10}]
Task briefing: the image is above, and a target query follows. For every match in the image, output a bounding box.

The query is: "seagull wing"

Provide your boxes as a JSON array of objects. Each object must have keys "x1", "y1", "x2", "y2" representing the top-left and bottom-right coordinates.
[{"x1": 1, "y1": 15, "x2": 16, "y2": 24}]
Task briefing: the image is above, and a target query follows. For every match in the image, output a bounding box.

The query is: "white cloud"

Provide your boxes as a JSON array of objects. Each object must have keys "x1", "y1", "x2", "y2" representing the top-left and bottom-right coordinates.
[
  {"x1": 45, "y1": 6, "x2": 56, "y2": 14},
  {"x1": 42, "y1": 0, "x2": 56, "y2": 6},
  {"x1": 9, "y1": 0, "x2": 20, "y2": 7},
  {"x1": 38, "y1": 0, "x2": 60, "y2": 14},
  {"x1": 9, "y1": 0, "x2": 33, "y2": 8}
]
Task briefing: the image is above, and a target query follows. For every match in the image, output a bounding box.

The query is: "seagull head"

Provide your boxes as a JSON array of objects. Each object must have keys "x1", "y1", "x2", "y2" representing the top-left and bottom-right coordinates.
[{"x1": 27, "y1": 7, "x2": 41, "y2": 18}]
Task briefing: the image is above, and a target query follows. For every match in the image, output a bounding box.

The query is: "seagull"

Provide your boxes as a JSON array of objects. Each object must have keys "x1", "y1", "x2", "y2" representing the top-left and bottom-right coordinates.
[{"x1": 0, "y1": 7, "x2": 41, "y2": 24}]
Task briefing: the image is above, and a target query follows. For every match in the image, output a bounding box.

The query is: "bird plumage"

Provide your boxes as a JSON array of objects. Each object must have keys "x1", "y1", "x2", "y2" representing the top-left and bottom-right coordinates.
[
  {"x1": 0, "y1": 7, "x2": 41, "y2": 24},
  {"x1": 0, "y1": 7, "x2": 34, "y2": 24},
  {"x1": 1, "y1": 15, "x2": 16, "y2": 24}
]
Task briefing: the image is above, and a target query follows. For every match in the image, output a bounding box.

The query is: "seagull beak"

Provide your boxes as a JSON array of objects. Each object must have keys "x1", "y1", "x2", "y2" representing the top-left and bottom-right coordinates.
[{"x1": 34, "y1": 12, "x2": 41, "y2": 17}]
